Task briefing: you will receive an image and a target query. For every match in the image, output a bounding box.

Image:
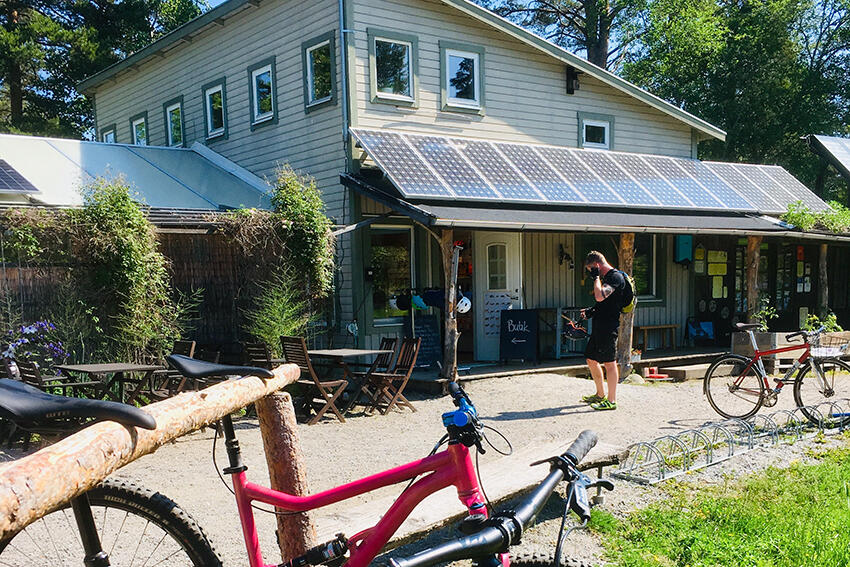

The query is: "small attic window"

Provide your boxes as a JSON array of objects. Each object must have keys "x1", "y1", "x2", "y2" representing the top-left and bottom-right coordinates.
[{"x1": 578, "y1": 112, "x2": 614, "y2": 150}]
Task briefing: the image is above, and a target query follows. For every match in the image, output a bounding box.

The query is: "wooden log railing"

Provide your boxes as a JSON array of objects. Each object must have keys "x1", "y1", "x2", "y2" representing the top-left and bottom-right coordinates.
[{"x1": 0, "y1": 363, "x2": 300, "y2": 541}]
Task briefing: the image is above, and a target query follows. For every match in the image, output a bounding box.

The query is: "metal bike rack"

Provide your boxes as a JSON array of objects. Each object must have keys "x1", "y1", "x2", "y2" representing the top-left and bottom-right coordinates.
[{"x1": 614, "y1": 404, "x2": 848, "y2": 485}]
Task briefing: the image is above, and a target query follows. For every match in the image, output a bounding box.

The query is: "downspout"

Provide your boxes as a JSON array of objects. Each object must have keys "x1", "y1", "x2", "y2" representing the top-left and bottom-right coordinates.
[{"x1": 338, "y1": 0, "x2": 351, "y2": 157}]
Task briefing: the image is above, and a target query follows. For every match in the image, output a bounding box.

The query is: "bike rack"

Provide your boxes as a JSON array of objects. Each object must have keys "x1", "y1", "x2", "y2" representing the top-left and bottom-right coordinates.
[{"x1": 613, "y1": 404, "x2": 849, "y2": 485}]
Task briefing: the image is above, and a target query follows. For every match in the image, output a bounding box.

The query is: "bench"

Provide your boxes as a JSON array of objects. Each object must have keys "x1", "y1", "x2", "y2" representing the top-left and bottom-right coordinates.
[{"x1": 634, "y1": 324, "x2": 678, "y2": 351}]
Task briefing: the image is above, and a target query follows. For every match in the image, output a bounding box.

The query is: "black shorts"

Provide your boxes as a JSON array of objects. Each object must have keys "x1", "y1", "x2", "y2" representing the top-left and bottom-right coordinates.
[{"x1": 585, "y1": 328, "x2": 618, "y2": 363}]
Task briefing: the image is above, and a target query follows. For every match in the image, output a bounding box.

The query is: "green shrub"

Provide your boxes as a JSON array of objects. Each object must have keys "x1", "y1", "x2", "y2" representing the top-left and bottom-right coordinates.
[
  {"x1": 782, "y1": 200, "x2": 850, "y2": 233},
  {"x1": 243, "y1": 269, "x2": 315, "y2": 358},
  {"x1": 804, "y1": 311, "x2": 843, "y2": 333}
]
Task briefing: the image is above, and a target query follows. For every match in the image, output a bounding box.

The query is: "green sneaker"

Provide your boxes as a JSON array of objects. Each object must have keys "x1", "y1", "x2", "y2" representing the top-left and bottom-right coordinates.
[
  {"x1": 581, "y1": 393, "x2": 605, "y2": 404},
  {"x1": 591, "y1": 398, "x2": 618, "y2": 411}
]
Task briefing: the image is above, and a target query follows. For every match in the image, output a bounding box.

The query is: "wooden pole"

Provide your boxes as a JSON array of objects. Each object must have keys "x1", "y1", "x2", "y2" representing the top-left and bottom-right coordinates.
[
  {"x1": 0, "y1": 364, "x2": 300, "y2": 540},
  {"x1": 819, "y1": 243, "x2": 829, "y2": 317},
  {"x1": 746, "y1": 236, "x2": 763, "y2": 323},
  {"x1": 440, "y1": 229, "x2": 459, "y2": 382},
  {"x1": 256, "y1": 392, "x2": 317, "y2": 563},
  {"x1": 616, "y1": 233, "x2": 635, "y2": 378}
]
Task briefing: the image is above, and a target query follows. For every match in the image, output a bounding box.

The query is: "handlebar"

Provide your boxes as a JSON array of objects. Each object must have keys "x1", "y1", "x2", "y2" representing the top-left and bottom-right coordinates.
[
  {"x1": 390, "y1": 430, "x2": 600, "y2": 567},
  {"x1": 786, "y1": 325, "x2": 826, "y2": 343}
]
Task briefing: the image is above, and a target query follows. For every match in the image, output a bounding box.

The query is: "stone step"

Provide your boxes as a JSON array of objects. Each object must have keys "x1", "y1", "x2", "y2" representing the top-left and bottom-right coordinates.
[{"x1": 660, "y1": 363, "x2": 711, "y2": 382}]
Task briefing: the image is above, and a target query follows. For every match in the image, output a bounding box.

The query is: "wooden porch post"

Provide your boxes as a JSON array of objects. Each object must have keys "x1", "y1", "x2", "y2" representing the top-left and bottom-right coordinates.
[
  {"x1": 746, "y1": 236, "x2": 763, "y2": 323},
  {"x1": 616, "y1": 233, "x2": 635, "y2": 377},
  {"x1": 819, "y1": 243, "x2": 829, "y2": 317},
  {"x1": 440, "y1": 229, "x2": 459, "y2": 381},
  {"x1": 256, "y1": 392, "x2": 317, "y2": 563}
]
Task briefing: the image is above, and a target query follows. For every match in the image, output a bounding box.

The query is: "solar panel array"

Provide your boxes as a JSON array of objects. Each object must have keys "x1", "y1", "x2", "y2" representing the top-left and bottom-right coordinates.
[
  {"x1": 814, "y1": 135, "x2": 850, "y2": 176},
  {"x1": 0, "y1": 159, "x2": 38, "y2": 193},
  {"x1": 351, "y1": 128, "x2": 829, "y2": 215}
]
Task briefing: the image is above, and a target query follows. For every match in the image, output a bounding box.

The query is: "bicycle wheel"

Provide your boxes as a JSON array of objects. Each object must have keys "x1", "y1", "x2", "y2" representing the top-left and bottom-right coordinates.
[
  {"x1": 703, "y1": 355, "x2": 764, "y2": 420},
  {"x1": 793, "y1": 358, "x2": 850, "y2": 427},
  {"x1": 0, "y1": 478, "x2": 222, "y2": 566},
  {"x1": 508, "y1": 549, "x2": 591, "y2": 567}
]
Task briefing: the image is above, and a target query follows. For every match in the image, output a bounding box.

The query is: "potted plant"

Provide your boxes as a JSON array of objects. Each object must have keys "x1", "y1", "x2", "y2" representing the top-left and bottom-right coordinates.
[
  {"x1": 731, "y1": 298, "x2": 784, "y2": 374},
  {"x1": 630, "y1": 348, "x2": 642, "y2": 362}
]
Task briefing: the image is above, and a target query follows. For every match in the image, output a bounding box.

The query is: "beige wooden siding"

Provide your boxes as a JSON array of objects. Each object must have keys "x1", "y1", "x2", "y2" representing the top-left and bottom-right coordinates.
[
  {"x1": 350, "y1": 0, "x2": 694, "y2": 157},
  {"x1": 91, "y1": 0, "x2": 348, "y2": 222}
]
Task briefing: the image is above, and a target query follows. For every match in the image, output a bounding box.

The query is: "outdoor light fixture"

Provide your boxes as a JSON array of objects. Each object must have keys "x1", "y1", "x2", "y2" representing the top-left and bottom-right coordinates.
[
  {"x1": 565, "y1": 66, "x2": 580, "y2": 95},
  {"x1": 558, "y1": 244, "x2": 574, "y2": 268}
]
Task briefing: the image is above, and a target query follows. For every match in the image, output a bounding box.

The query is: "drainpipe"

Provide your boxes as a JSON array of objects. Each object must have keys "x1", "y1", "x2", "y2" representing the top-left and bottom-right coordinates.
[{"x1": 338, "y1": 0, "x2": 351, "y2": 158}]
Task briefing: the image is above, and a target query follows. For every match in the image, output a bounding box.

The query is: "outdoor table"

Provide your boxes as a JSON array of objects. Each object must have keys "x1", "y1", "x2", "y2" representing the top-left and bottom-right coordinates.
[
  {"x1": 55, "y1": 363, "x2": 164, "y2": 404},
  {"x1": 308, "y1": 349, "x2": 394, "y2": 414}
]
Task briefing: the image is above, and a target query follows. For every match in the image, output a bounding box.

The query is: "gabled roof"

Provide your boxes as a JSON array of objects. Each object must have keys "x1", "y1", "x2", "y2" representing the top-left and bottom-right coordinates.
[
  {"x1": 77, "y1": 0, "x2": 726, "y2": 142},
  {"x1": 0, "y1": 134, "x2": 272, "y2": 210}
]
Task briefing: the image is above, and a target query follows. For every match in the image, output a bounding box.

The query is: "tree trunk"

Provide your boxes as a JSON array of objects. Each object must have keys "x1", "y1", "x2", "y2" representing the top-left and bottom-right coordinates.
[
  {"x1": 584, "y1": 0, "x2": 610, "y2": 69},
  {"x1": 0, "y1": 364, "x2": 300, "y2": 540},
  {"x1": 746, "y1": 236, "x2": 762, "y2": 323},
  {"x1": 616, "y1": 233, "x2": 635, "y2": 377},
  {"x1": 440, "y1": 229, "x2": 459, "y2": 382},
  {"x1": 819, "y1": 243, "x2": 828, "y2": 317},
  {"x1": 5, "y1": 4, "x2": 24, "y2": 127},
  {"x1": 256, "y1": 391, "x2": 317, "y2": 563}
]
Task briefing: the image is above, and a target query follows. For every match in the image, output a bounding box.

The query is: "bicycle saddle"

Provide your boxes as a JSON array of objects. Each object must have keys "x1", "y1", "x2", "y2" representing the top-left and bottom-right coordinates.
[
  {"x1": 166, "y1": 354, "x2": 274, "y2": 379},
  {"x1": 0, "y1": 378, "x2": 156, "y2": 429},
  {"x1": 735, "y1": 322, "x2": 762, "y2": 331}
]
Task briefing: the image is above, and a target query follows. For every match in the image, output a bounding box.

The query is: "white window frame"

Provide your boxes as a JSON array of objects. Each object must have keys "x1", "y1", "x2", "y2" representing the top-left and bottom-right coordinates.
[
  {"x1": 205, "y1": 84, "x2": 226, "y2": 138},
  {"x1": 445, "y1": 48, "x2": 480, "y2": 109},
  {"x1": 374, "y1": 37, "x2": 414, "y2": 102},
  {"x1": 251, "y1": 64, "x2": 275, "y2": 123},
  {"x1": 306, "y1": 41, "x2": 332, "y2": 106},
  {"x1": 101, "y1": 129, "x2": 115, "y2": 143},
  {"x1": 165, "y1": 102, "x2": 182, "y2": 147},
  {"x1": 582, "y1": 119, "x2": 610, "y2": 150},
  {"x1": 131, "y1": 117, "x2": 147, "y2": 146}
]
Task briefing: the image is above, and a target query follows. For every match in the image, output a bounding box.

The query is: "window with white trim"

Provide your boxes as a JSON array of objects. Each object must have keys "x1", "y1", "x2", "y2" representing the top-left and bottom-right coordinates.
[
  {"x1": 101, "y1": 129, "x2": 115, "y2": 143},
  {"x1": 375, "y1": 37, "x2": 413, "y2": 100},
  {"x1": 251, "y1": 64, "x2": 274, "y2": 123},
  {"x1": 445, "y1": 49, "x2": 480, "y2": 108},
  {"x1": 131, "y1": 116, "x2": 147, "y2": 146},
  {"x1": 582, "y1": 119, "x2": 610, "y2": 149},
  {"x1": 204, "y1": 82, "x2": 226, "y2": 138},
  {"x1": 165, "y1": 102, "x2": 183, "y2": 147},
  {"x1": 306, "y1": 42, "x2": 332, "y2": 105}
]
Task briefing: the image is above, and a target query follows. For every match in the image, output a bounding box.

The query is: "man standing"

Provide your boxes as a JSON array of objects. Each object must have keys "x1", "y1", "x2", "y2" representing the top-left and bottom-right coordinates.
[{"x1": 580, "y1": 251, "x2": 625, "y2": 411}]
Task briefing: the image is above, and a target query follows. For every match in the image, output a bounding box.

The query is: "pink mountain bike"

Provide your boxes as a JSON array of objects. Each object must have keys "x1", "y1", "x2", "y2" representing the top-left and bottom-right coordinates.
[{"x1": 0, "y1": 355, "x2": 609, "y2": 567}]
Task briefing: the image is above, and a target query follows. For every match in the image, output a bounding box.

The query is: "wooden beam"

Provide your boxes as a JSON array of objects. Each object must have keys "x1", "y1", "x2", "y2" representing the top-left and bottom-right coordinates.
[
  {"x1": 0, "y1": 364, "x2": 300, "y2": 540},
  {"x1": 440, "y1": 229, "x2": 459, "y2": 381},
  {"x1": 819, "y1": 243, "x2": 829, "y2": 317},
  {"x1": 746, "y1": 235, "x2": 762, "y2": 323},
  {"x1": 616, "y1": 233, "x2": 635, "y2": 377}
]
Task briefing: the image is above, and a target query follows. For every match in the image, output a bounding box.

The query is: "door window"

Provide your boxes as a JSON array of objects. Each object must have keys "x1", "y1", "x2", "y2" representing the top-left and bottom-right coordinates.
[{"x1": 487, "y1": 244, "x2": 507, "y2": 290}]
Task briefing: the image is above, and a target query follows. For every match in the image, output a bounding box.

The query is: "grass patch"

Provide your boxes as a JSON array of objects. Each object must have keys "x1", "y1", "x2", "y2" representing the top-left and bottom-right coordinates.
[{"x1": 602, "y1": 443, "x2": 850, "y2": 566}]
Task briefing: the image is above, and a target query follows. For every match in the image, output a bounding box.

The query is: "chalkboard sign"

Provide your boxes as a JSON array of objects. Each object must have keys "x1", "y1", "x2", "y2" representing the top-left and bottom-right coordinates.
[
  {"x1": 500, "y1": 309, "x2": 538, "y2": 362},
  {"x1": 404, "y1": 314, "x2": 442, "y2": 368}
]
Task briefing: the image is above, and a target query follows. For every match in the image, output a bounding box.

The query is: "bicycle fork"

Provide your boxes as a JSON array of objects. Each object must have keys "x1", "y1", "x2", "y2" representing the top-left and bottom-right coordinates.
[{"x1": 70, "y1": 494, "x2": 110, "y2": 567}]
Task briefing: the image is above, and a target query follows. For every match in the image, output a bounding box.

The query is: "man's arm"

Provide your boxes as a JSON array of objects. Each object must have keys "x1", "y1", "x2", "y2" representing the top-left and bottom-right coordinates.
[{"x1": 593, "y1": 276, "x2": 615, "y2": 302}]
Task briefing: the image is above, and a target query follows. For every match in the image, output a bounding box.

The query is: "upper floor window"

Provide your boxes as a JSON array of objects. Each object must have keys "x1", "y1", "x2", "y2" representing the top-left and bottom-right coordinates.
[
  {"x1": 578, "y1": 112, "x2": 614, "y2": 150},
  {"x1": 202, "y1": 78, "x2": 227, "y2": 140},
  {"x1": 130, "y1": 113, "x2": 147, "y2": 146},
  {"x1": 101, "y1": 126, "x2": 116, "y2": 143},
  {"x1": 163, "y1": 97, "x2": 184, "y2": 147},
  {"x1": 440, "y1": 41, "x2": 485, "y2": 113},
  {"x1": 367, "y1": 29, "x2": 419, "y2": 109},
  {"x1": 302, "y1": 32, "x2": 337, "y2": 113},
  {"x1": 248, "y1": 58, "x2": 276, "y2": 127}
]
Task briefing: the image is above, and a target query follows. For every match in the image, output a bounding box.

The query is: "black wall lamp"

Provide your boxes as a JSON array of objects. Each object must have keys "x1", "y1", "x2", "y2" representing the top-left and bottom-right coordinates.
[{"x1": 558, "y1": 244, "x2": 574, "y2": 268}]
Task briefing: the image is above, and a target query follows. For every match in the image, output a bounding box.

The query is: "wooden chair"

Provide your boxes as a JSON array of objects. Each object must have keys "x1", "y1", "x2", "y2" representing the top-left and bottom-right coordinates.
[
  {"x1": 366, "y1": 337, "x2": 420, "y2": 415},
  {"x1": 150, "y1": 340, "x2": 199, "y2": 399},
  {"x1": 346, "y1": 337, "x2": 397, "y2": 412},
  {"x1": 280, "y1": 336, "x2": 348, "y2": 425},
  {"x1": 16, "y1": 360, "x2": 103, "y2": 398},
  {"x1": 243, "y1": 342, "x2": 272, "y2": 370},
  {"x1": 172, "y1": 340, "x2": 196, "y2": 358}
]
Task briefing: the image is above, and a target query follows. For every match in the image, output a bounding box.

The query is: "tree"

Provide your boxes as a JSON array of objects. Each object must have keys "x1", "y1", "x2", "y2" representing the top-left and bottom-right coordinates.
[
  {"x1": 480, "y1": 0, "x2": 648, "y2": 69},
  {"x1": 0, "y1": 0, "x2": 207, "y2": 138}
]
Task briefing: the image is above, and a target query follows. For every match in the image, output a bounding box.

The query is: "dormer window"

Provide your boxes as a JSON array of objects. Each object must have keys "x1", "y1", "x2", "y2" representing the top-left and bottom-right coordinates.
[{"x1": 578, "y1": 112, "x2": 614, "y2": 150}]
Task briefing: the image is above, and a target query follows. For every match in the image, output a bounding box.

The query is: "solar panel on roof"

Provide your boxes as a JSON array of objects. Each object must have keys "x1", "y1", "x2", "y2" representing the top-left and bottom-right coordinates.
[
  {"x1": 536, "y1": 147, "x2": 622, "y2": 204},
  {"x1": 574, "y1": 151, "x2": 656, "y2": 206},
  {"x1": 0, "y1": 159, "x2": 38, "y2": 193},
  {"x1": 407, "y1": 136, "x2": 498, "y2": 199},
  {"x1": 762, "y1": 166, "x2": 830, "y2": 211},
  {"x1": 493, "y1": 143, "x2": 583, "y2": 203},
  {"x1": 673, "y1": 159, "x2": 754, "y2": 211},
  {"x1": 641, "y1": 155, "x2": 721, "y2": 208},
  {"x1": 732, "y1": 164, "x2": 799, "y2": 211},
  {"x1": 702, "y1": 162, "x2": 783, "y2": 213},
  {"x1": 818, "y1": 136, "x2": 850, "y2": 165},
  {"x1": 612, "y1": 153, "x2": 692, "y2": 208},
  {"x1": 456, "y1": 141, "x2": 539, "y2": 200},
  {"x1": 352, "y1": 130, "x2": 452, "y2": 197}
]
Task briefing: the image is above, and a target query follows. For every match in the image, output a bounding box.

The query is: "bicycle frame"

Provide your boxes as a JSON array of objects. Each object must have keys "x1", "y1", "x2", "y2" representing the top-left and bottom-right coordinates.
[
  {"x1": 738, "y1": 330, "x2": 813, "y2": 392},
  {"x1": 221, "y1": 417, "x2": 489, "y2": 567}
]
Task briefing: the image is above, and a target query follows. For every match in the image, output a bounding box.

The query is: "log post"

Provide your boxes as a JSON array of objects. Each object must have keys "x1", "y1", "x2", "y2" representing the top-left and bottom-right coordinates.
[
  {"x1": 256, "y1": 392, "x2": 317, "y2": 563},
  {"x1": 746, "y1": 236, "x2": 763, "y2": 323},
  {"x1": 0, "y1": 364, "x2": 300, "y2": 540},
  {"x1": 440, "y1": 229, "x2": 459, "y2": 382},
  {"x1": 819, "y1": 243, "x2": 829, "y2": 317},
  {"x1": 616, "y1": 233, "x2": 635, "y2": 378}
]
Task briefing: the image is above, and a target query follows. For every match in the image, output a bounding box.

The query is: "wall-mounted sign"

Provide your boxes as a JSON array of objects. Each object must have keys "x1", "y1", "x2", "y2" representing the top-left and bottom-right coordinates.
[{"x1": 707, "y1": 250, "x2": 728, "y2": 263}]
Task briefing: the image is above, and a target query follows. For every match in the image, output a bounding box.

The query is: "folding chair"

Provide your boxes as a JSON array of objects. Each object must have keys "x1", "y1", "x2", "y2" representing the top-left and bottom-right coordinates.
[
  {"x1": 16, "y1": 360, "x2": 103, "y2": 398},
  {"x1": 150, "y1": 340, "x2": 198, "y2": 398},
  {"x1": 280, "y1": 336, "x2": 348, "y2": 425},
  {"x1": 243, "y1": 342, "x2": 273, "y2": 369},
  {"x1": 366, "y1": 337, "x2": 420, "y2": 415},
  {"x1": 345, "y1": 337, "x2": 397, "y2": 412}
]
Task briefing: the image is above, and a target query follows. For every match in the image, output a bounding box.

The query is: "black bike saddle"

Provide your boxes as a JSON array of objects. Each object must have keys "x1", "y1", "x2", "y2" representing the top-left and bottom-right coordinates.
[
  {"x1": 0, "y1": 378, "x2": 156, "y2": 429},
  {"x1": 166, "y1": 354, "x2": 274, "y2": 380}
]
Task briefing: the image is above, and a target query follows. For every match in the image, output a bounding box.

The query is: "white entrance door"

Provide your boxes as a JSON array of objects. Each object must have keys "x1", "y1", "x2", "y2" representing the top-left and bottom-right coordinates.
[{"x1": 473, "y1": 232, "x2": 522, "y2": 361}]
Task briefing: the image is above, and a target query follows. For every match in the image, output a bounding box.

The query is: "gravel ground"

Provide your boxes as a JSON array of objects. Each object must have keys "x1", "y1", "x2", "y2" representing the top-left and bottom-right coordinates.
[{"x1": 6, "y1": 371, "x2": 836, "y2": 566}]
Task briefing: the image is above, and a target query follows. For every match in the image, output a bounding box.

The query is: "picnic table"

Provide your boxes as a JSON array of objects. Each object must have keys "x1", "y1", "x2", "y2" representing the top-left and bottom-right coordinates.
[{"x1": 55, "y1": 363, "x2": 164, "y2": 404}]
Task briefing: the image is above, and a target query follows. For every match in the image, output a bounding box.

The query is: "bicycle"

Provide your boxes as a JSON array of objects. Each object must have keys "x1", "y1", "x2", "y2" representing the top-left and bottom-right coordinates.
[
  {"x1": 703, "y1": 322, "x2": 850, "y2": 423},
  {"x1": 0, "y1": 355, "x2": 611, "y2": 566}
]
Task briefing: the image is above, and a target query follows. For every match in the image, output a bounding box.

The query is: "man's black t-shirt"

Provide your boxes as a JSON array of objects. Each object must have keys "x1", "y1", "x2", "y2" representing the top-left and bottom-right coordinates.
[{"x1": 590, "y1": 269, "x2": 625, "y2": 332}]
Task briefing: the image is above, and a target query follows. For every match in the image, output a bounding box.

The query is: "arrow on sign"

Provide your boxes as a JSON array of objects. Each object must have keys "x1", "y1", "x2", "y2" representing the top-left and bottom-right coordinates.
[{"x1": 511, "y1": 338, "x2": 526, "y2": 344}]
